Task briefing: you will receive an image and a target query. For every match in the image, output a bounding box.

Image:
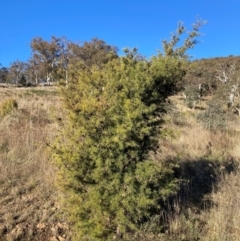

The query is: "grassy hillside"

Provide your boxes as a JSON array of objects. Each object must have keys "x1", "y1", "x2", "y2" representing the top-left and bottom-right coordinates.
[
  {"x1": 184, "y1": 55, "x2": 240, "y2": 92},
  {"x1": 0, "y1": 57, "x2": 240, "y2": 241},
  {"x1": 159, "y1": 93, "x2": 240, "y2": 241},
  {"x1": 0, "y1": 87, "x2": 71, "y2": 241}
]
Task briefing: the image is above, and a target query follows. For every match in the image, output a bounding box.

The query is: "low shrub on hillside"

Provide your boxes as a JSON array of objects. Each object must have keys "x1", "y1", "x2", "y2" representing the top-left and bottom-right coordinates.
[
  {"x1": 0, "y1": 98, "x2": 18, "y2": 118},
  {"x1": 184, "y1": 85, "x2": 201, "y2": 109},
  {"x1": 197, "y1": 99, "x2": 228, "y2": 131}
]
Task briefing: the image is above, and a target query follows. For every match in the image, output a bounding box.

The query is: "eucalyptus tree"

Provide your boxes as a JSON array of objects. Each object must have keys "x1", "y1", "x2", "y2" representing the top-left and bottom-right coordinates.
[
  {"x1": 56, "y1": 38, "x2": 118, "y2": 86},
  {"x1": 8, "y1": 60, "x2": 27, "y2": 85},
  {"x1": 214, "y1": 61, "x2": 240, "y2": 112},
  {"x1": 30, "y1": 36, "x2": 62, "y2": 84},
  {"x1": 67, "y1": 38, "x2": 118, "y2": 68},
  {"x1": 25, "y1": 58, "x2": 41, "y2": 85}
]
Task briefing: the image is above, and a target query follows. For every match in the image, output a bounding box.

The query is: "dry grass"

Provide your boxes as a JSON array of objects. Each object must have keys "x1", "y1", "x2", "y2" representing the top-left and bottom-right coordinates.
[
  {"x1": 158, "y1": 95, "x2": 240, "y2": 162},
  {"x1": 155, "y1": 95, "x2": 240, "y2": 241},
  {"x1": 202, "y1": 170, "x2": 240, "y2": 241},
  {"x1": 0, "y1": 87, "x2": 70, "y2": 241}
]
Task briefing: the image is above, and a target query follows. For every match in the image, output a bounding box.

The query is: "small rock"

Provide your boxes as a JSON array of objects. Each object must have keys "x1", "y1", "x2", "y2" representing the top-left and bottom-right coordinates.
[
  {"x1": 37, "y1": 223, "x2": 46, "y2": 229},
  {"x1": 58, "y1": 236, "x2": 65, "y2": 241},
  {"x1": 51, "y1": 227, "x2": 59, "y2": 237},
  {"x1": 56, "y1": 222, "x2": 64, "y2": 229}
]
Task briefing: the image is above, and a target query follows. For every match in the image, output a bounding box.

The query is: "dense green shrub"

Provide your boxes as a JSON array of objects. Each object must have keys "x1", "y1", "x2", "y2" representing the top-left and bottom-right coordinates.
[
  {"x1": 51, "y1": 21, "x2": 204, "y2": 240},
  {"x1": 52, "y1": 55, "x2": 186, "y2": 240}
]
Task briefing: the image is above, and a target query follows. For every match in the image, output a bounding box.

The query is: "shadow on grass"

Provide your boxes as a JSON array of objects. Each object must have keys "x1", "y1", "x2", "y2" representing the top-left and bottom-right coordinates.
[
  {"x1": 168, "y1": 157, "x2": 236, "y2": 211},
  {"x1": 154, "y1": 158, "x2": 236, "y2": 239},
  {"x1": 195, "y1": 106, "x2": 205, "y2": 111}
]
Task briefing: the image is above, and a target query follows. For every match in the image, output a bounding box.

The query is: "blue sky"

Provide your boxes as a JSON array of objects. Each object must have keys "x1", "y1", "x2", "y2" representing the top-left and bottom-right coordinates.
[{"x1": 1, "y1": 0, "x2": 240, "y2": 67}]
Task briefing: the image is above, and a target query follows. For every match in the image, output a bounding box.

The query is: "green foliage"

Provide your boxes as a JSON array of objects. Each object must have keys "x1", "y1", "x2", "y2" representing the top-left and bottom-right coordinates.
[
  {"x1": 68, "y1": 38, "x2": 118, "y2": 68},
  {"x1": 149, "y1": 55, "x2": 187, "y2": 97},
  {"x1": 197, "y1": 99, "x2": 227, "y2": 131},
  {"x1": 0, "y1": 98, "x2": 18, "y2": 119},
  {"x1": 52, "y1": 54, "x2": 185, "y2": 240},
  {"x1": 184, "y1": 85, "x2": 201, "y2": 109},
  {"x1": 51, "y1": 20, "x2": 204, "y2": 240},
  {"x1": 160, "y1": 128, "x2": 179, "y2": 140},
  {"x1": 162, "y1": 18, "x2": 206, "y2": 59}
]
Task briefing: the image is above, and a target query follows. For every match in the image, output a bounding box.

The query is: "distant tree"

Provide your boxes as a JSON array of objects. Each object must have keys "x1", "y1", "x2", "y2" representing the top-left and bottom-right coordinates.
[
  {"x1": 57, "y1": 37, "x2": 70, "y2": 85},
  {"x1": 56, "y1": 38, "x2": 118, "y2": 86},
  {"x1": 30, "y1": 36, "x2": 62, "y2": 84},
  {"x1": 197, "y1": 60, "x2": 240, "y2": 129},
  {"x1": 25, "y1": 59, "x2": 40, "y2": 85},
  {"x1": 214, "y1": 61, "x2": 240, "y2": 115},
  {"x1": 67, "y1": 38, "x2": 118, "y2": 68},
  {"x1": 19, "y1": 74, "x2": 27, "y2": 86},
  {"x1": 215, "y1": 62, "x2": 237, "y2": 84},
  {"x1": 0, "y1": 66, "x2": 9, "y2": 83},
  {"x1": 8, "y1": 60, "x2": 27, "y2": 84},
  {"x1": 30, "y1": 37, "x2": 118, "y2": 86}
]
